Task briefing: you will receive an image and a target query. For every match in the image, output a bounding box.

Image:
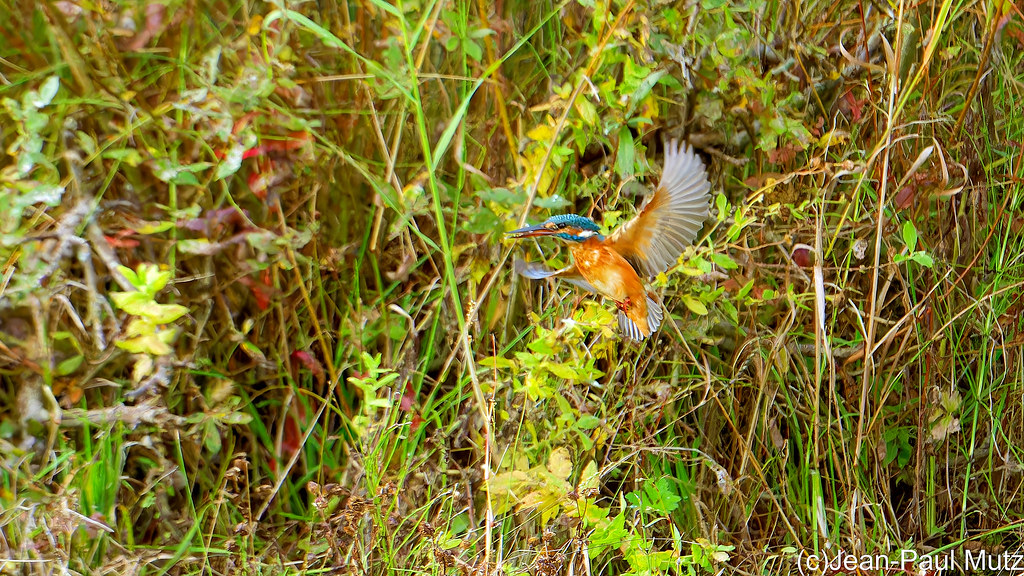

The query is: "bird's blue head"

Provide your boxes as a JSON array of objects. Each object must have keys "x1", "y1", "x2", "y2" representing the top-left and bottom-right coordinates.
[{"x1": 506, "y1": 214, "x2": 604, "y2": 243}]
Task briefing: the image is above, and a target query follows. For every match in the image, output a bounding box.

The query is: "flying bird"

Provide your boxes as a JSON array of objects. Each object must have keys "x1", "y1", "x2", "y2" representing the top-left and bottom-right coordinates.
[{"x1": 507, "y1": 140, "x2": 711, "y2": 340}]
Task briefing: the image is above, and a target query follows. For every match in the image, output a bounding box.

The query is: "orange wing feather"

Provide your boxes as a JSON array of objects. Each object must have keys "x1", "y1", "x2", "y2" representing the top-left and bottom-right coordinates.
[{"x1": 606, "y1": 140, "x2": 711, "y2": 277}]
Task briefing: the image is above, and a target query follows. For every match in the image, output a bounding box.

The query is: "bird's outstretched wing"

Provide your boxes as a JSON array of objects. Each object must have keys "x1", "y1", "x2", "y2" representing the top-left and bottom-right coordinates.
[
  {"x1": 606, "y1": 140, "x2": 711, "y2": 278},
  {"x1": 514, "y1": 259, "x2": 597, "y2": 293}
]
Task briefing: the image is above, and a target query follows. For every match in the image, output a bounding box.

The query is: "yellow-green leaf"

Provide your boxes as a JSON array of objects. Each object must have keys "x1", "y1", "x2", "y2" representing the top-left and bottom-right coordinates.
[
  {"x1": 547, "y1": 447, "x2": 573, "y2": 480},
  {"x1": 681, "y1": 295, "x2": 708, "y2": 315}
]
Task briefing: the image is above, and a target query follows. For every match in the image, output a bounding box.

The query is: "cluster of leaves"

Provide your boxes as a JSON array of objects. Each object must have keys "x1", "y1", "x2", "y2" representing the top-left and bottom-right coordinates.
[
  {"x1": 110, "y1": 264, "x2": 189, "y2": 357},
  {"x1": 489, "y1": 447, "x2": 732, "y2": 576},
  {"x1": 0, "y1": 76, "x2": 65, "y2": 301}
]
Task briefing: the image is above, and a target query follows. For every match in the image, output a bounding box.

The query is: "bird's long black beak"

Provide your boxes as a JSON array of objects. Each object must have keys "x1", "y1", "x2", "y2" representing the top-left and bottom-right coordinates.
[{"x1": 506, "y1": 223, "x2": 554, "y2": 239}]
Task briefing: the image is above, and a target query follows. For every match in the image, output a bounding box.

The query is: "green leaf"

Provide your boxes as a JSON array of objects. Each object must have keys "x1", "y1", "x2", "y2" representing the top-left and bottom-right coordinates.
[
  {"x1": 681, "y1": 294, "x2": 708, "y2": 315},
  {"x1": 588, "y1": 513, "x2": 629, "y2": 558},
  {"x1": 616, "y1": 127, "x2": 635, "y2": 180},
  {"x1": 578, "y1": 460, "x2": 600, "y2": 492},
  {"x1": 710, "y1": 252, "x2": 738, "y2": 270},
  {"x1": 463, "y1": 38, "x2": 483, "y2": 62},
  {"x1": 12, "y1": 185, "x2": 64, "y2": 218},
  {"x1": 219, "y1": 412, "x2": 253, "y2": 425},
  {"x1": 117, "y1": 329, "x2": 175, "y2": 356},
  {"x1": 910, "y1": 252, "x2": 934, "y2": 267},
  {"x1": 901, "y1": 221, "x2": 918, "y2": 251},
  {"x1": 720, "y1": 298, "x2": 739, "y2": 324},
  {"x1": 649, "y1": 478, "x2": 682, "y2": 514},
  {"x1": 140, "y1": 264, "x2": 172, "y2": 293},
  {"x1": 33, "y1": 76, "x2": 60, "y2": 108},
  {"x1": 23, "y1": 110, "x2": 47, "y2": 139},
  {"x1": 215, "y1": 145, "x2": 245, "y2": 180},
  {"x1": 203, "y1": 420, "x2": 222, "y2": 454},
  {"x1": 111, "y1": 291, "x2": 147, "y2": 311},
  {"x1": 148, "y1": 303, "x2": 189, "y2": 324},
  {"x1": 479, "y1": 355, "x2": 516, "y2": 370},
  {"x1": 134, "y1": 220, "x2": 175, "y2": 234},
  {"x1": 178, "y1": 239, "x2": 222, "y2": 255},
  {"x1": 102, "y1": 148, "x2": 144, "y2": 166},
  {"x1": 117, "y1": 265, "x2": 141, "y2": 288},
  {"x1": 152, "y1": 159, "x2": 211, "y2": 184},
  {"x1": 619, "y1": 59, "x2": 652, "y2": 96},
  {"x1": 173, "y1": 171, "x2": 200, "y2": 186},
  {"x1": 361, "y1": 351, "x2": 381, "y2": 372},
  {"x1": 625, "y1": 67, "x2": 667, "y2": 110},
  {"x1": 736, "y1": 278, "x2": 755, "y2": 299},
  {"x1": 56, "y1": 354, "x2": 84, "y2": 376},
  {"x1": 477, "y1": 187, "x2": 526, "y2": 206},
  {"x1": 112, "y1": 292, "x2": 188, "y2": 323},
  {"x1": 464, "y1": 209, "x2": 501, "y2": 234},
  {"x1": 367, "y1": 0, "x2": 404, "y2": 19},
  {"x1": 547, "y1": 447, "x2": 573, "y2": 480},
  {"x1": 574, "y1": 96, "x2": 599, "y2": 126},
  {"x1": 532, "y1": 194, "x2": 572, "y2": 210},
  {"x1": 240, "y1": 340, "x2": 266, "y2": 361},
  {"x1": 883, "y1": 428, "x2": 912, "y2": 467},
  {"x1": 546, "y1": 362, "x2": 578, "y2": 379},
  {"x1": 527, "y1": 338, "x2": 555, "y2": 356}
]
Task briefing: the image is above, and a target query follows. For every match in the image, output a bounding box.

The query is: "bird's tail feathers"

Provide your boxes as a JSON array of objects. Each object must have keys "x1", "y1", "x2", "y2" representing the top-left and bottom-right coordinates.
[{"x1": 617, "y1": 293, "x2": 663, "y2": 341}]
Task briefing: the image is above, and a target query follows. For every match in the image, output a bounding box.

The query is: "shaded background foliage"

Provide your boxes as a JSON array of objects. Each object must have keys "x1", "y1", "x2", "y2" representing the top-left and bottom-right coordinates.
[{"x1": 1, "y1": 0, "x2": 1024, "y2": 574}]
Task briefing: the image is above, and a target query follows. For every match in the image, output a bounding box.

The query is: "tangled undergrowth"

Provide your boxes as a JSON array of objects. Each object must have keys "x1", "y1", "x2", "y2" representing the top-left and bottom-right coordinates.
[{"x1": 2, "y1": 0, "x2": 1024, "y2": 574}]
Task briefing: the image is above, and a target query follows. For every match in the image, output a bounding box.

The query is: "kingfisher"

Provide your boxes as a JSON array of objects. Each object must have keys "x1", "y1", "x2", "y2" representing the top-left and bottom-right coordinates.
[{"x1": 507, "y1": 140, "x2": 711, "y2": 340}]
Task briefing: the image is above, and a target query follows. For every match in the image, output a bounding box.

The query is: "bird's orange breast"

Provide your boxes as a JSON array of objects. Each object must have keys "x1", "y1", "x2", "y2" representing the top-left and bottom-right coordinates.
[
  {"x1": 572, "y1": 240, "x2": 645, "y2": 302},
  {"x1": 572, "y1": 239, "x2": 656, "y2": 337}
]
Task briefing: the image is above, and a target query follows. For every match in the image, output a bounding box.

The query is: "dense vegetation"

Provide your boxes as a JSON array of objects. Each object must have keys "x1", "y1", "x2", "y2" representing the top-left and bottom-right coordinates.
[{"x1": 2, "y1": 0, "x2": 1023, "y2": 574}]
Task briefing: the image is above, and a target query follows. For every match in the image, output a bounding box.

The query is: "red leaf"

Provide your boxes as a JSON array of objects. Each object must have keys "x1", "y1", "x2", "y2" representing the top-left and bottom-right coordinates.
[
  {"x1": 125, "y1": 3, "x2": 167, "y2": 51},
  {"x1": 410, "y1": 413, "x2": 424, "y2": 434},
  {"x1": 232, "y1": 112, "x2": 259, "y2": 136},
  {"x1": 791, "y1": 245, "x2": 814, "y2": 268},
  {"x1": 104, "y1": 232, "x2": 140, "y2": 248},
  {"x1": 247, "y1": 161, "x2": 279, "y2": 200},
  {"x1": 399, "y1": 381, "x2": 425, "y2": 433},
  {"x1": 281, "y1": 411, "x2": 301, "y2": 459},
  {"x1": 839, "y1": 90, "x2": 865, "y2": 122},
  {"x1": 178, "y1": 207, "x2": 250, "y2": 235},
  {"x1": 399, "y1": 380, "x2": 416, "y2": 413},
  {"x1": 241, "y1": 132, "x2": 311, "y2": 160},
  {"x1": 894, "y1": 186, "x2": 915, "y2": 210},
  {"x1": 291, "y1": 351, "x2": 325, "y2": 385},
  {"x1": 237, "y1": 274, "x2": 275, "y2": 310},
  {"x1": 767, "y1": 143, "x2": 799, "y2": 165}
]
